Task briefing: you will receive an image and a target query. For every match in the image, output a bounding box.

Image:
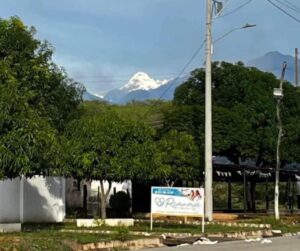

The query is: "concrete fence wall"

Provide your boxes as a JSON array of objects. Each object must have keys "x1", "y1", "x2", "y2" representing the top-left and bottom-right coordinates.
[
  {"x1": 0, "y1": 176, "x2": 65, "y2": 223},
  {"x1": 0, "y1": 179, "x2": 21, "y2": 223}
]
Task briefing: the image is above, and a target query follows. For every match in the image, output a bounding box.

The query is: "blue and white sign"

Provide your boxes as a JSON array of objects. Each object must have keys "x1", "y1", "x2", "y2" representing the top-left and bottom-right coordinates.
[{"x1": 151, "y1": 187, "x2": 204, "y2": 217}]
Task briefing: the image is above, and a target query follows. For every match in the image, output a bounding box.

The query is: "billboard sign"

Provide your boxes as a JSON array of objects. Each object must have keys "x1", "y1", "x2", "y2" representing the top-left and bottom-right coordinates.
[{"x1": 151, "y1": 187, "x2": 204, "y2": 217}]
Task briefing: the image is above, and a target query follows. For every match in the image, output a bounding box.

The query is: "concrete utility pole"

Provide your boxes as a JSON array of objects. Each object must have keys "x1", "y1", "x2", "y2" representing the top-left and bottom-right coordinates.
[
  {"x1": 204, "y1": 0, "x2": 213, "y2": 221},
  {"x1": 295, "y1": 48, "x2": 298, "y2": 87},
  {"x1": 274, "y1": 62, "x2": 287, "y2": 220}
]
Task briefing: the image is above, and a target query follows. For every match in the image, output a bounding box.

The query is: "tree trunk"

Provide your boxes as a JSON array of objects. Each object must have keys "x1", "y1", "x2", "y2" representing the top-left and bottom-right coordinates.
[
  {"x1": 165, "y1": 178, "x2": 175, "y2": 187},
  {"x1": 99, "y1": 180, "x2": 112, "y2": 219},
  {"x1": 100, "y1": 193, "x2": 106, "y2": 219}
]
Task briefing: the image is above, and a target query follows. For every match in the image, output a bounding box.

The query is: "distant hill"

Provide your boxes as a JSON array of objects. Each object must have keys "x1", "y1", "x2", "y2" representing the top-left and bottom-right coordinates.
[
  {"x1": 83, "y1": 91, "x2": 103, "y2": 101},
  {"x1": 247, "y1": 51, "x2": 297, "y2": 84}
]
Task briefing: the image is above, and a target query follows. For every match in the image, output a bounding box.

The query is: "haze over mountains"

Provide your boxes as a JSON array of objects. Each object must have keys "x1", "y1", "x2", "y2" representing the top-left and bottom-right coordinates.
[
  {"x1": 104, "y1": 72, "x2": 187, "y2": 104},
  {"x1": 247, "y1": 51, "x2": 297, "y2": 84},
  {"x1": 83, "y1": 51, "x2": 298, "y2": 103}
]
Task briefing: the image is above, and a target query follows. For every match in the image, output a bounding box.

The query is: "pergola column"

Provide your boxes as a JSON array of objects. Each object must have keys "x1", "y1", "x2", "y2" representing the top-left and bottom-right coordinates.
[{"x1": 227, "y1": 177, "x2": 232, "y2": 211}]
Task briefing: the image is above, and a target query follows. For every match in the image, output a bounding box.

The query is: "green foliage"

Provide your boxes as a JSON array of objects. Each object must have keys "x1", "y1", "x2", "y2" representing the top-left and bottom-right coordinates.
[
  {"x1": 109, "y1": 191, "x2": 131, "y2": 217},
  {"x1": 155, "y1": 130, "x2": 200, "y2": 186},
  {"x1": 64, "y1": 111, "x2": 156, "y2": 182},
  {"x1": 82, "y1": 99, "x2": 172, "y2": 127},
  {"x1": 114, "y1": 225, "x2": 130, "y2": 242},
  {"x1": 93, "y1": 217, "x2": 106, "y2": 227},
  {"x1": 0, "y1": 17, "x2": 83, "y2": 178},
  {"x1": 171, "y1": 61, "x2": 300, "y2": 165}
]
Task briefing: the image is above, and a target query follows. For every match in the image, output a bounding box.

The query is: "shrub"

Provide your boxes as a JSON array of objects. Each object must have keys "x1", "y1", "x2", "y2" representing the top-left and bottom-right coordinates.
[
  {"x1": 115, "y1": 225, "x2": 130, "y2": 242},
  {"x1": 109, "y1": 191, "x2": 131, "y2": 217}
]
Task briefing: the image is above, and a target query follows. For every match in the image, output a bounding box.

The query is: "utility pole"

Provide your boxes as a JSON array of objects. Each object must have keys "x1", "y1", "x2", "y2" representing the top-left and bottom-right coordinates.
[
  {"x1": 205, "y1": 0, "x2": 213, "y2": 221},
  {"x1": 274, "y1": 62, "x2": 287, "y2": 220},
  {"x1": 295, "y1": 48, "x2": 298, "y2": 87}
]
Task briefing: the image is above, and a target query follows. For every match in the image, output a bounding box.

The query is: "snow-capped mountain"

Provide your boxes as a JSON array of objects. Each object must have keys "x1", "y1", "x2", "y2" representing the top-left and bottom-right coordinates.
[
  {"x1": 120, "y1": 72, "x2": 168, "y2": 92},
  {"x1": 104, "y1": 71, "x2": 187, "y2": 104}
]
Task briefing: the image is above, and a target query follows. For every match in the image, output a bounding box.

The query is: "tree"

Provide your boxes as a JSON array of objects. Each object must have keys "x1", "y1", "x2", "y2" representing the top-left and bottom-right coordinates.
[
  {"x1": 0, "y1": 17, "x2": 83, "y2": 179},
  {"x1": 155, "y1": 130, "x2": 200, "y2": 187},
  {"x1": 168, "y1": 61, "x2": 300, "y2": 211},
  {"x1": 172, "y1": 62, "x2": 280, "y2": 164},
  {"x1": 64, "y1": 112, "x2": 156, "y2": 219}
]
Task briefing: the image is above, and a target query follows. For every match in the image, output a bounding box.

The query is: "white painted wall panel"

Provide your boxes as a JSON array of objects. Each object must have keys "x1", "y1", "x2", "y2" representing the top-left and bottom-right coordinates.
[
  {"x1": 0, "y1": 179, "x2": 20, "y2": 223},
  {"x1": 0, "y1": 176, "x2": 65, "y2": 223}
]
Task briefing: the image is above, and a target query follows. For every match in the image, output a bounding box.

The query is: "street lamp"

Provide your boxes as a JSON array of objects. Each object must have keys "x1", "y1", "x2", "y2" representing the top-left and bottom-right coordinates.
[
  {"x1": 204, "y1": 0, "x2": 256, "y2": 222},
  {"x1": 273, "y1": 62, "x2": 287, "y2": 220},
  {"x1": 214, "y1": 24, "x2": 257, "y2": 45}
]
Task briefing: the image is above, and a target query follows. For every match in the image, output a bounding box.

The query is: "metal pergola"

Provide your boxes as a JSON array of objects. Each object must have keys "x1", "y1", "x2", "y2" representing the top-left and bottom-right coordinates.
[{"x1": 212, "y1": 163, "x2": 300, "y2": 213}]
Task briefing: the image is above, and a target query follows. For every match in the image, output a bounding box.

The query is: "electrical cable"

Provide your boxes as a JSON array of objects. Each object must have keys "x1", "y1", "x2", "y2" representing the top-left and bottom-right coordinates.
[
  {"x1": 284, "y1": 0, "x2": 300, "y2": 13},
  {"x1": 266, "y1": 0, "x2": 300, "y2": 23},
  {"x1": 275, "y1": 0, "x2": 300, "y2": 14},
  {"x1": 158, "y1": 40, "x2": 205, "y2": 99}
]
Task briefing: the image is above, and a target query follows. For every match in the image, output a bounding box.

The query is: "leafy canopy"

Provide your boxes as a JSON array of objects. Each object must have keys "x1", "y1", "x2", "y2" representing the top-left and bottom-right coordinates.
[
  {"x1": 64, "y1": 112, "x2": 157, "y2": 182},
  {"x1": 168, "y1": 61, "x2": 300, "y2": 166},
  {"x1": 0, "y1": 17, "x2": 83, "y2": 178},
  {"x1": 155, "y1": 130, "x2": 200, "y2": 186}
]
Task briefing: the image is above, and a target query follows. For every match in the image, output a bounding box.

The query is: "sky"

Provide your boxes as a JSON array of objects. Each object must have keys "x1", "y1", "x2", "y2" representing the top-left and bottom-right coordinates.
[{"x1": 1, "y1": 0, "x2": 300, "y2": 95}]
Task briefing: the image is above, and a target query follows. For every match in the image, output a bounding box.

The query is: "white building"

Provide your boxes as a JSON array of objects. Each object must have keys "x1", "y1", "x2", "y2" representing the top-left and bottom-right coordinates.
[{"x1": 66, "y1": 178, "x2": 132, "y2": 216}]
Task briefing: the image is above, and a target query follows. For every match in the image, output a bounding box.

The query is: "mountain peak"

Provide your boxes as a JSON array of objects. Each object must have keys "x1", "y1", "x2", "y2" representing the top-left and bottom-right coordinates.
[
  {"x1": 120, "y1": 72, "x2": 168, "y2": 92},
  {"x1": 265, "y1": 51, "x2": 282, "y2": 57},
  {"x1": 248, "y1": 51, "x2": 297, "y2": 85}
]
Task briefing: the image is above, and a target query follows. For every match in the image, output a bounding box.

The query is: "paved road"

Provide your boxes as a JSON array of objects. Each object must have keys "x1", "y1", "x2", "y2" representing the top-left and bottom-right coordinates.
[{"x1": 145, "y1": 236, "x2": 300, "y2": 251}]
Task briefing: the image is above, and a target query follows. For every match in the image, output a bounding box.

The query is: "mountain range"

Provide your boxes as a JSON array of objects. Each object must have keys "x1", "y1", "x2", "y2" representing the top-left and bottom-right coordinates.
[
  {"x1": 104, "y1": 72, "x2": 187, "y2": 104},
  {"x1": 83, "y1": 51, "x2": 298, "y2": 103},
  {"x1": 247, "y1": 51, "x2": 297, "y2": 84}
]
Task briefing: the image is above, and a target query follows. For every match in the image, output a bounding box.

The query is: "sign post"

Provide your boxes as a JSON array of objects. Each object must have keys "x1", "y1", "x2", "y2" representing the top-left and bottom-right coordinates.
[{"x1": 150, "y1": 187, "x2": 205, "y2": 232}]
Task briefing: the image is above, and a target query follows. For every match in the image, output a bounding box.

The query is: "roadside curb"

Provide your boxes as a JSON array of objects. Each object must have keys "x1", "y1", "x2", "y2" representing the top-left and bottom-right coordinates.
[
  {"x1": 79, "y1": 238, "x2": 163, "y2": 251},
  {"x1": 134, "y1": 219, "x2": 271, "y2": 229},
  {"x1": 60, "y1": 229, "x2": 273, "y2": 239}
]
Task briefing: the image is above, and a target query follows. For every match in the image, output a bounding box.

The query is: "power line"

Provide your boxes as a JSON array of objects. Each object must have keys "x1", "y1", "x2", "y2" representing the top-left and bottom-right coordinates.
[
  {"x1": 159, "y1": 40, "x2": 205, "y2": 99},
  {"x1": 275, "y1": 0, "x2": 300, "y2": 14},
  {"x1": 266, "y1": 0, "x2": 300, "y2": 23},
  {"x1": 284, "y1": 0, "x2": 300, "y2": 12},
  {"x1": 215, "y1": 0, "x2": 253, "y2": 19}
]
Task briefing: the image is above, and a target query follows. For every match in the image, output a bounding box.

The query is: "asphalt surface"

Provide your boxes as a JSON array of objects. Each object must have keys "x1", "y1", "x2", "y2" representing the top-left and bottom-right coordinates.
[{"x1": 144, "y1": 236, "x2": 300, "y2": 251}]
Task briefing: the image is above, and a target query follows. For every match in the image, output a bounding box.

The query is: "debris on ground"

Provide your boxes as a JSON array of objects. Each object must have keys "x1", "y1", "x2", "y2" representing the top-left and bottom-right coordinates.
[
  {"x1": 245, "y1": 238, "x2": 261, "y2": 242},
  {"x1": 193, "y1": 237, "x2": 218, "y2": 245},
  {"x1": 261, "y1": 239, "x2": 272, "y2": 244}
]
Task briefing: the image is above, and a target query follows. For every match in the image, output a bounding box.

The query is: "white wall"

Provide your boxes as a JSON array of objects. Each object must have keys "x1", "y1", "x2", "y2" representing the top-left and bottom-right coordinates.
[
  {"x1": 23, "y1": 177, "x2": 65, "y2": 222},
  {"x1": 0, "y1": 179, "x2": 20, "y2": 223},
  {"x1": 0, "y1": 176, "x2": 65, "y2": 223}
]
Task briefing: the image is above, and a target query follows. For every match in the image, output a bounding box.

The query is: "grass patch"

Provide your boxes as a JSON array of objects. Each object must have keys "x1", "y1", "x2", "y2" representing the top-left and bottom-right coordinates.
[
  {"x1": 4, "y1": 216, "x2": 299, "y2": 251},
  {"x1": 0, "y1": 229, "x2": 139, "y2": 251},
  {"x1": 237, "y1": 215, "x2": 300, "y2": 233},
  {"x1": 1, "y1": 222, "x2": 168, "y2": 251},
  {"x1": 130, "y1": 222, "x2": 258, "y2": 234}
]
